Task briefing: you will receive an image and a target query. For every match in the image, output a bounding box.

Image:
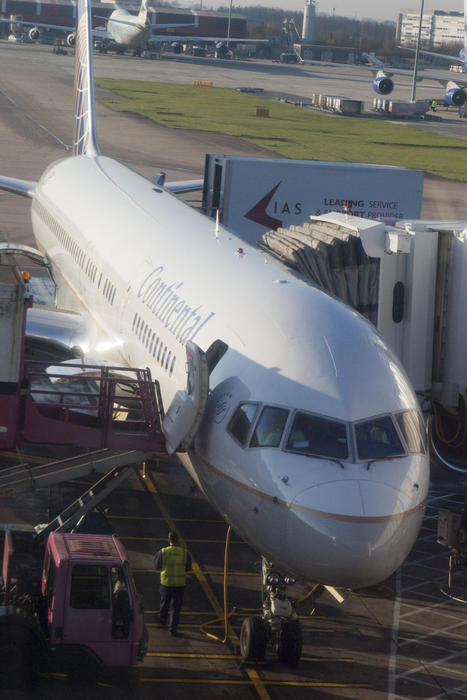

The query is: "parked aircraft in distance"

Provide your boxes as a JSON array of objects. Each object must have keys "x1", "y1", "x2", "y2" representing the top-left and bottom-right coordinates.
[
  {"x1": 364, "y1": 0, "x2": 467, "y2": 105},
  {"x1": 0, "y1": 0, "x2": 430, "y2": 651},
  {"x1": 0, "y1": 0, "x2": 195, "y2": 53}
]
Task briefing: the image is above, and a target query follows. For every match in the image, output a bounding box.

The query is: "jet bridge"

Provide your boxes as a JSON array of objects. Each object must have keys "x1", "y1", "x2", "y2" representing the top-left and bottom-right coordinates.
[{"x1": 261, "y1": 213, "x2": 467, "y2": 467}]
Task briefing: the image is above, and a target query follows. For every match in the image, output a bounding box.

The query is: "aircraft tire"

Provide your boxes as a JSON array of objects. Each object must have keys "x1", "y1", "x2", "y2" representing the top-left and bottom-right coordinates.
[
  {"x1": 239, "y1": 616, "x2": 267, "y2": 661},
  {"x1": 277, "y1": 619, "x2": 302, "y2": 666}
]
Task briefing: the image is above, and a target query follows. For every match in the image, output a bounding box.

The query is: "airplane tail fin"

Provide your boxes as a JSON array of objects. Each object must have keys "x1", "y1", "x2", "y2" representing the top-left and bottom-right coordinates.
[
  {"x1": 72, "y1": 0, "x2": 100, "y2": 157},
  {"x1": 138, "y1": 0, "x2": 149, "y2": 24}
]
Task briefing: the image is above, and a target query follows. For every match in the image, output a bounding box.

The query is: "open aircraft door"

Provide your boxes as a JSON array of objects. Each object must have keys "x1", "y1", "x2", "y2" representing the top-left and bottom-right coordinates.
[{"x1": 162, "y1": 341, "x2": 209, "y2": 454}]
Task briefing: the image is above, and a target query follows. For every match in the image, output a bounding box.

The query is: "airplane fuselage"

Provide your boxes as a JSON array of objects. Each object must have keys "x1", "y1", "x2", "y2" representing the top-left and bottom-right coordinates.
[
  {"x1": 30, "y1": 154, "x2": 430, "y2": 588},
  {"x1": 107, "y1": 9, "x2": 149, "y2": 48}
]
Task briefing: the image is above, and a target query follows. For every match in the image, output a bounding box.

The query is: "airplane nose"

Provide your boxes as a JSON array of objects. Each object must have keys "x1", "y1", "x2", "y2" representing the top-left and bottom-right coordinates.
[{"x1": 286, "y1": 478, "x2": 424, "y2": 588}]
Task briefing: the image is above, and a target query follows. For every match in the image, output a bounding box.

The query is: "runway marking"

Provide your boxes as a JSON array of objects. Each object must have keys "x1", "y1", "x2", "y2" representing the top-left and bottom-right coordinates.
[
  {"x1": 0, "y1": 87, "x2": 70, "y2": 150},
  {"x1": 141, "y1": 469, "x2": 272, "y2": 700}
]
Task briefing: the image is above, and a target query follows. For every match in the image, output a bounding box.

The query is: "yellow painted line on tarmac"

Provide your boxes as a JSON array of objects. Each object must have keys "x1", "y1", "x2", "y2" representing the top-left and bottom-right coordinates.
[
  {"x1": 147, "y1": 651, "x2": 356, "y2": 663},
  {"x1": 133, "y1": 568, "x2": 259, "y2": 577},
  {"x1": 139, "y1": 677, "x2": 372, "y2": 689},
  {"x1": 141, "y1": 470, "x2": 271, "y2": 700},
  {"x1": 110, "y1": 514, "x2": 224, "y2": 523},
  {"x1": 120, "y1": 535, "x2": 246, "y2": 544}
]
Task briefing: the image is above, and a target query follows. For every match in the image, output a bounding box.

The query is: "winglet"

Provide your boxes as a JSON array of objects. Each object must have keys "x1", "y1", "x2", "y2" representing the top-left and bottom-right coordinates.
[{"x1": 72, "y1": 0, "x2": 100, "y2": 157}]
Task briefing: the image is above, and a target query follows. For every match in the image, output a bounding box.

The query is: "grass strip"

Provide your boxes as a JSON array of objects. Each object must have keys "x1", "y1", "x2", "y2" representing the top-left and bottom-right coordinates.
[{"x1": 96, "y1": 78, "x2": 467, "y2": 181}]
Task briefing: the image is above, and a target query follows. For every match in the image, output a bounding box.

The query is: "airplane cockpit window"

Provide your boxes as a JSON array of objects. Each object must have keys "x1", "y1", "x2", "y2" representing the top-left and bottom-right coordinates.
[
  {"x1": 228, "y1": 403, "x2": 259, "y2": 446},
  {"x1": 355, "y1": 415, "x2": 405, "y2": 461},
  {"x1": 250, "y1": 406, "x2": 289, "y2": 448},
  {"x1": 285, "y1": 412, "x2": 348, "y2": 459},
  {"x1": 395, "y1": 410, "x2": 427, "y2": 454}
]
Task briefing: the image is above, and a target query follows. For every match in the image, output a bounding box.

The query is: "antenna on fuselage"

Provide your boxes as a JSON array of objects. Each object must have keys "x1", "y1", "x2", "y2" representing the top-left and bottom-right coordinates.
[{"x1": 72, "y1": 0, "x2": 100, "y2": 157}]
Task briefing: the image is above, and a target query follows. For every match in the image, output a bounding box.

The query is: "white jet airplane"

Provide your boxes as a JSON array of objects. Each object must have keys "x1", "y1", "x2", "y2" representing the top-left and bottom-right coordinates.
[
  {"x1": 0, "y1": 0, "x2": 194, "y2": 53},
  {"x1": 0, "y1": 0, "x2": 429, "y2": 650},
  {"x1": 364, "y1": 0, "x2": 467, "y2": 107}
]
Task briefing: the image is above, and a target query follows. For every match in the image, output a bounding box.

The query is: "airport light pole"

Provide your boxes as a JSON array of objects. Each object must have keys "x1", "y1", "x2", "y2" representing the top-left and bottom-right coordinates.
[
  {"x1": 226, "y1": 0, "x2": 232, "y2": 49},
  {"x1": 410, "y1": 0, "x2": 425, "y2": 102}
]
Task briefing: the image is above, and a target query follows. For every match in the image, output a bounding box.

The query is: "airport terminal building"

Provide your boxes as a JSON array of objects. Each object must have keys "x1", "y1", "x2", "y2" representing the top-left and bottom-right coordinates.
[{"x1": 396, "y1": 7, "x2": 464, "y2": 47}]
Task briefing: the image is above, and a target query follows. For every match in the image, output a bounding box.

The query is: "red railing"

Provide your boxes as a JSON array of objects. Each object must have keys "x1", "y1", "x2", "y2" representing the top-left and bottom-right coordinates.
[{"x1": 20, "y1": 361, "x2": 166, "y2": 452}]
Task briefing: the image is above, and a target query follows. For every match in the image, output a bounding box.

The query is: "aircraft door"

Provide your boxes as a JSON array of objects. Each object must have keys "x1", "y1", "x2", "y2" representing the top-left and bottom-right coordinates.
[{"x1": 162, "y1": 340, "x2": 209, "y2": 454}]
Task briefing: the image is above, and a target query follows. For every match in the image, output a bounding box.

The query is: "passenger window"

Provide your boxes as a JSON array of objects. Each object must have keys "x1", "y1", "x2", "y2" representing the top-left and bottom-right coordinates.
[
  {"x1": 355, "y1": 415, "x2": 405, "y2": 461},
  {"x1": 70, "y1": 565, "x2": 110, "y2": 609},
  {"x1": 395, "y1": 410, "x2": 426, "y2": 454},
  {"x1": 228, "y1": 403, "x2": 259, "y2": 446},
  {"x1": 250, "y1": 406, "x2": 289, "y2": 448},
  {"x1": 286, "y1": 412, "x2": 348, "y2": 459}
]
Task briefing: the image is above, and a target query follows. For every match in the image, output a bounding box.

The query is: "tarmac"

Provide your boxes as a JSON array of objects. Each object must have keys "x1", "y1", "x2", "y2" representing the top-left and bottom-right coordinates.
[{"x1": 0, "y1": 39, "x2": 467, "y2": 700}]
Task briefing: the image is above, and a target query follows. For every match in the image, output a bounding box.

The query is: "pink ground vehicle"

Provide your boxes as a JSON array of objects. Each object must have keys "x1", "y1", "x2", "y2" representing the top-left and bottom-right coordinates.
[{"x1": 0, "y1": 530, "x2": 147, "y2": 686}]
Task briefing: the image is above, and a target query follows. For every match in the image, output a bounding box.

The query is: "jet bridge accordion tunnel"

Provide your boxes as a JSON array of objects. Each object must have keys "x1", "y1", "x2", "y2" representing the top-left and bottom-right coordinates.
[{"x1": 260, "y1": 212, "x2": 467, "y2": 470}]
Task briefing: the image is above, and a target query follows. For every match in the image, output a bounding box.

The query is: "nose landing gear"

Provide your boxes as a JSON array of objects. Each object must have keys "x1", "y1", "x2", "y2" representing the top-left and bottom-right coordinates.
[{"x1": 239, "y1": 558, "x2": 302, "y2": 666}]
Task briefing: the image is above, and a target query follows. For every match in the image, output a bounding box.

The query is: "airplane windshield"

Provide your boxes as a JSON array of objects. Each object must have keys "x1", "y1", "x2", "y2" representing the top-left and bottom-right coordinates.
[
  {"x1": 228, "y1": 403, "x2": 426, "y2": 462},
  {"x1": 250, "y1": 406, "x2": 289, "y2": 447},
  {"x1": 354, "y1": 415, "x2": 405, "y2": 460},
  {"x1": 285, "y1": 412, "x2": 349, "y2": 460},
  {"x1": 395, "y1": 410, "x2": 427, "y2": 454}
]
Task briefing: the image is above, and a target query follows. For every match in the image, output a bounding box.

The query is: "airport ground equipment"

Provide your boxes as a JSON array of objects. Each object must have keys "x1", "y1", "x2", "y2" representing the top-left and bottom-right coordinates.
[
  {"x1": 437, "y1": 507, "x2": 467, "y2": 602},
  {"x1": 202, "y1": 155, "x2": 424, "y2": 247},
  {"x1": 261, "y1": 213, "x2": 467, "y2": 469},
  {"x1": 0, "y1": 254, "x2": 208, "y2": 459},
  {"x1": 0, "y1": 528, "x2": 147, "y2": 686}
]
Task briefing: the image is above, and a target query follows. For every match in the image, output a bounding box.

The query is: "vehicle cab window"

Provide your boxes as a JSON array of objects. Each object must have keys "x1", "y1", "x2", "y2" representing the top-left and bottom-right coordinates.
[
  {"x1": 250, "y1": 406, "x2": 289, "y2": 447},
  {"x1": 70, "y1": 565, "x2": 110, "y2": 609},
  {"x1": 286, "y1": 411, "x2": 348, "y2": 459},
  {"x1": 228, "y1": 403, "x2": 259, "y2": 445}
]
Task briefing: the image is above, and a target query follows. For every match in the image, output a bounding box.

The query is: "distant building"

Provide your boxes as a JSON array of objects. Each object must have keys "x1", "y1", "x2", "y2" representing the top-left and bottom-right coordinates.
[
  {"x1": 396, "y1": 8, "x2": 464, "y2": 47},
  {"x1": 0, "y1": 1, "x2": 248, "y2": 39}
]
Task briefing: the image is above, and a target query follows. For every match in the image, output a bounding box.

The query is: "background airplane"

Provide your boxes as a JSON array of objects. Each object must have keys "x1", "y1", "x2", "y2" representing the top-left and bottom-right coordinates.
[
  {"x1": 364, "y1": 0, "x2": 467, "y2": 106},
  {"x1": 0, "y1": 0, "x2": 196, "y2": 53}
]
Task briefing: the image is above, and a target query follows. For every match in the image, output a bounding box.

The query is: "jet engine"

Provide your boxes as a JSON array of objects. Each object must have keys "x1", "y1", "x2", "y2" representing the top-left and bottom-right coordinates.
[
  {"x1": 66, "y1": 32, "x2": 76, "y2": 47},
  {"x1": 373, "y1": 73, "x2": 394, "y2": 95},
  {"x1": 28, "y1": 26, "x2": 41, "y2": 42},
  {"x1": 445, "y1": 86, "x2": 466, "y2": 106}
]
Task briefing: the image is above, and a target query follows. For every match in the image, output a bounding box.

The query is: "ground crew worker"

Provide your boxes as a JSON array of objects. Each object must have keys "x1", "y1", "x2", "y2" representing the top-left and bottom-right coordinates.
[
  {"x1": 154, "y1": 531, "x2": 191, "y2": 636},
  {"x1": 431, "y1": 99, "x2": 437, "y2": 112}
]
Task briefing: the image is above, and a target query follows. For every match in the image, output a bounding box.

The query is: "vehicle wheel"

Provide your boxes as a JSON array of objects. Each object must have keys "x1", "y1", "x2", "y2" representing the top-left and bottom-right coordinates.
[
  {"x1": 239, "y1": 616, "x2": 267, "y2": 661},
  {"x1": 277, "y1": 619, "x2": 302, "y2": 666}
]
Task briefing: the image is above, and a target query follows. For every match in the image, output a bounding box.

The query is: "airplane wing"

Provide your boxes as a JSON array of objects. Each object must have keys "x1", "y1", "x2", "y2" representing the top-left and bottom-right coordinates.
[
  {"x1": 0, "y1": 175, "x2": 36, "y2": 197},
  {"x1": 0, "y1": 18, "x2": 74, "y2": 33},
  {"x1": 150, "y1": 33, "x2": 268, "y2": 44}
]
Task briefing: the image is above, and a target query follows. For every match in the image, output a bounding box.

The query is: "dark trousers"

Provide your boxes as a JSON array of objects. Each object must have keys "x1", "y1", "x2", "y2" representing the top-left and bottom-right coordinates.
[{"x1": 160, "y1": 584, "x2": 185, "y2": 633}]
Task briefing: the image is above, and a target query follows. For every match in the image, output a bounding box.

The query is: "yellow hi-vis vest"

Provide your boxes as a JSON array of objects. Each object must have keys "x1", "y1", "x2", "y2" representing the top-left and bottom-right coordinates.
[{"x1": 160, "y1": 546, "x2": 188, "y2": 587}]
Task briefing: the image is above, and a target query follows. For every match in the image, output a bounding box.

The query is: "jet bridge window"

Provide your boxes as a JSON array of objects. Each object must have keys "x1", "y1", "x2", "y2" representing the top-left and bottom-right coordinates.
[
  {"x1": 228, "y1": 403, "x2": 259, "y2": 446},
  {"x1": 355, "y1": 415, "x2": 405, "y2": 461},
  {"x1": 395, "y1": 410, "x2": 427, "y2": 455},
  {"x1": 250, "y1": 406, "x2": 289, "y2": 448},
  {"x1": 285, "y1": 412, "x2": 348, "y2": 460}
]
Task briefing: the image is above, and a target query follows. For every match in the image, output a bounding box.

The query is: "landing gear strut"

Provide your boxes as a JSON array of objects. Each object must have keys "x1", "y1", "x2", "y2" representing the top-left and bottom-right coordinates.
[{"x1": 240, "y1": 558, "x2": 302, "y2": 666}]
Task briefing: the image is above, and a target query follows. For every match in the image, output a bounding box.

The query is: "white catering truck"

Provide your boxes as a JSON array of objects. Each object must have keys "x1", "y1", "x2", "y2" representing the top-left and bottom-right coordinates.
[{"x1": 202, "y1": 156, "x2": 424, "y2": 246}]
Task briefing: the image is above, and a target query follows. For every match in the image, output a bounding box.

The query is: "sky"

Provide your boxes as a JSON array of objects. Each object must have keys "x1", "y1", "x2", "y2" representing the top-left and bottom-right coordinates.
[{"x1": 190, "y1": 0, "x2": 463, "y2": 23}]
